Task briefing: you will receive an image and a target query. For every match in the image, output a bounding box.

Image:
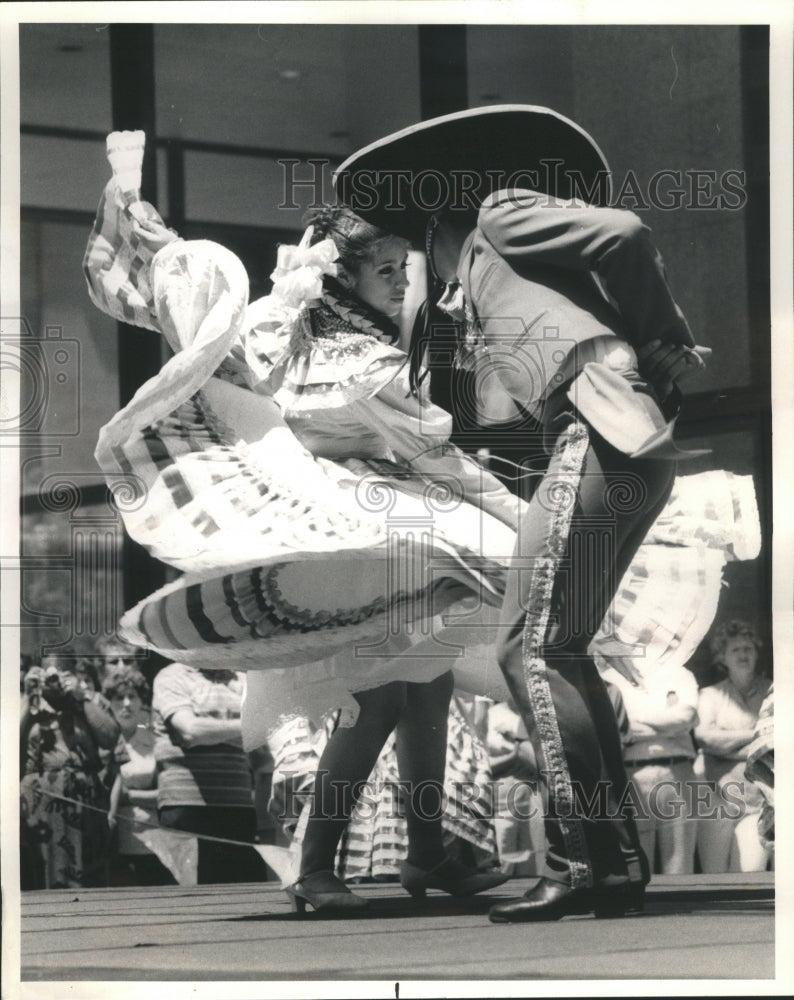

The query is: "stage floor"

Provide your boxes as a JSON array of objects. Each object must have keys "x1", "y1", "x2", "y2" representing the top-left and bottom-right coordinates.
[{"x1": 16, "y1": 872, "x2": 775, "y2": 989}]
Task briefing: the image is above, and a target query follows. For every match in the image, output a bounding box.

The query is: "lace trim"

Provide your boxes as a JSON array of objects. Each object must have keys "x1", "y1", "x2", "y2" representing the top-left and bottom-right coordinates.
[
  {"x1": 260, "y1": 564, "x2": 395, "y2": 630},
  {"x1": 521, "y1": 421, "x2": 592, "y2": 890}
]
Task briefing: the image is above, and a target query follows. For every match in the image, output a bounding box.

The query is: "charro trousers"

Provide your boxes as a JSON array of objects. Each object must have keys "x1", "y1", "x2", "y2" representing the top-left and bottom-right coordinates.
[{"x1": 495, "y1": 405, "x2": 675, "y2": 888}]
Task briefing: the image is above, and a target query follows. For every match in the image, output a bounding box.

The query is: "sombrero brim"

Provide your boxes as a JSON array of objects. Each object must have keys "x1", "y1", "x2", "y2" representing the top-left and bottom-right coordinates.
[{"x1": 333, "y1": 105, "x2": 611, "y2": 243}]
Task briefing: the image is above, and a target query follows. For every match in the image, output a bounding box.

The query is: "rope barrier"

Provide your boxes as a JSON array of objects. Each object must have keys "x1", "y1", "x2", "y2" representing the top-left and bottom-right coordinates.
[
  {"x1": 21, "y1": 781, "x2": 298, "y2": 885},
  {"x1": 21, "y1": 784, "x2": 272, "y2": 850}
]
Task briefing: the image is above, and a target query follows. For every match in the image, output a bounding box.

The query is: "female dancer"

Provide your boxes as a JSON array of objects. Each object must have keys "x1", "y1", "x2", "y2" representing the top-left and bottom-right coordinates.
[{"x1": 84, "y1": 133, "x2": 518, "y2": 912}]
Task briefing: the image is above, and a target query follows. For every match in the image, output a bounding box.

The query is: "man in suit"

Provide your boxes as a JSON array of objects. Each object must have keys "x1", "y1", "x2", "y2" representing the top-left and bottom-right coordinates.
[{"x1": 334, "y1": 106, "x2": 708, "y2": 920}]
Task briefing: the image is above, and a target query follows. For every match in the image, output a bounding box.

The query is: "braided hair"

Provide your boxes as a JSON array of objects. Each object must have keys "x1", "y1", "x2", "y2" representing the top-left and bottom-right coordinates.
[
  {"x1": 303, "y1": 205, "x2": 394, "y2": 274},
  {"x1": 406, "y1": 271, "x2": 453, "y2": 396},
  {"x1": 406, "y1": 215, "x2": 464, "y2": 396}
]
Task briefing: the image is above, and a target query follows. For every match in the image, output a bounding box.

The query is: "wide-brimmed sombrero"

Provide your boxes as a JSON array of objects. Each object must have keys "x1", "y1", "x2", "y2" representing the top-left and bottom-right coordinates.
[{"x1": 333, "y1": 105, "x2": 611, "y2": 243}]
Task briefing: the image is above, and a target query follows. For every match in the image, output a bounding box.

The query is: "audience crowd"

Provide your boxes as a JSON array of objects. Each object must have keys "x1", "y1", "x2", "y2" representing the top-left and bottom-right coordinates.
[{"x1": 19, "y1": 619, "x2": 773, "y2": 889}]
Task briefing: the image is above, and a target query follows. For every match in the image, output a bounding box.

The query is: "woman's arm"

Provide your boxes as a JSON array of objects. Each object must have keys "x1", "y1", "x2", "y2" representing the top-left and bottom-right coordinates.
[
  {"x1": 20, "y1": 697, "x2": 38, "y2": 779},
  {"x1": 694, "y1": 724, "x2": 756, "y2": 757},
  {"x1": 359, "y1": 386, "x2": 527, "y2": 533},
  {"x1": 108, "y1": 771, "x2": 123, "y2": 830},
  {"x1": 694, "y1": 686, "x2": 755, "y2": 757}
]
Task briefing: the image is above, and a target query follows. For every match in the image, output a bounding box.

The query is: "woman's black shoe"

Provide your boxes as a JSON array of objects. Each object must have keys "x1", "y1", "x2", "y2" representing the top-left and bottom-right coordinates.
[
  {"x1": 285, "y1": 870, "x2": 369, "y2": 916},
  {"x1": 401, "y1": 857, "x2": 509, "y2": 899}
]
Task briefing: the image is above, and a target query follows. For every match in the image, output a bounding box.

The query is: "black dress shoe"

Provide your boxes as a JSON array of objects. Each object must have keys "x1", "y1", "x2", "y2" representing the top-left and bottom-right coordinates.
[
  {"x1": 489, "y1": 877, "x2": 593, "y2": 923},
  {"x1": 489, "y1": 876, "x2": 633, "y2": 923}
]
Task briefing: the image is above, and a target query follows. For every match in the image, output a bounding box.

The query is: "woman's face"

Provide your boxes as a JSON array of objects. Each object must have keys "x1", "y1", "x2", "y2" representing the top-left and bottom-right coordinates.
[
  {"x1": 75, "y1": 668, "x2": 96, "y2": 694},
  {"x1": 111, "y1": 686, "x2": 144, "y2": 732},
  {"x1": 722, "y1": 636, "x2": 758, "y2": 687},
  {"x1": 348, "y1": 238, "x2": 409, "y2": 318}
]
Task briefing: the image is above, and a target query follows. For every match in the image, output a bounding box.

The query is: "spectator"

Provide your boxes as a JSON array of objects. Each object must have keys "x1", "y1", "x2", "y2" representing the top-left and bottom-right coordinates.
[
  {"x1": 20, "y1": 652, "x2": 36, "y2": 692},
  {"x1": 93, "y1": 635, "x2": 146, "y2": 687},
  {"x1": 20, "y1": 663, "x2": 46, "y2": 779},
  {"x1": 152, "y1": 662, "x2": 268, "y2": 884},
  {"x1": 268, "y1": 714, "x2": 330, "y2": 843},
  {"x1": 20, "y1": 661, "x2": 46, "y2": 889},
  {"x1": 75, "y1": 657, "x2": 101, "y2": 695},
  {"x1": 20, "y1": 652, "x2": 120, "y2": 888},
  {"x1": 485, "y1": 700, "x2": 545, "y2": 878},
  {"x1": 695, "y1": 620, "x2": 772, "y2": 873},
  {"x1": 601, "y1": 662, "x2": 699, "y2": 874},
  {"x1": 104, "y1": 666, "x2": 174, "y2": 886},
  {"x1": 744, "y1": 684, "x2": 774, "y2": 854}
]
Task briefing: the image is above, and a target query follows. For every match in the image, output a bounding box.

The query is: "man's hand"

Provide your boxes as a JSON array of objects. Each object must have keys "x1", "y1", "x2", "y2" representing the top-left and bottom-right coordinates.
[{"x1": 638, "y1": 340, "x2": 711, "y2": 399}]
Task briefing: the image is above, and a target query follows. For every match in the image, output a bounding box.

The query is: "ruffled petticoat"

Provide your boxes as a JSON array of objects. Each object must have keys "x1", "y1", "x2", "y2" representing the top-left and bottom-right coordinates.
[{"x1": 85, "y1": 133, "x2": 523, "y2": 740}]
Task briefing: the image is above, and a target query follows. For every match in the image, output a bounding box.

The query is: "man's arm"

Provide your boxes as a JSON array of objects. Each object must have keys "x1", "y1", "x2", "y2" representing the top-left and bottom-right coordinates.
[
  {"x1": 167, "y1": 707, "x2": 243, "y2": 749},
  {"x1": 478, "y1": 189, "x2": 697, "y2": 352},
  {"x1": 630, "y1": 700, "x2": 698, "y2": 736},
  {"x1": 623, "y1": 669, "x2": 700, "y2": 738}
]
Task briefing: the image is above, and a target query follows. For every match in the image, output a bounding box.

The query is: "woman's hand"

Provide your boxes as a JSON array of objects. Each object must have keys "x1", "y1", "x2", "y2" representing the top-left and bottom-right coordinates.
[{"x1": 487, "y1": 730, "x2": 517, "y2": 758}]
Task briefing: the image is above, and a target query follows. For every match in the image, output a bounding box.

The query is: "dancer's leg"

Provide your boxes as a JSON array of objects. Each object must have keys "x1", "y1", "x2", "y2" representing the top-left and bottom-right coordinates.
[
  {"x1": 395, "y1": 670, "x2": 455, "y2": 869},
  {"x1": 496, "y1": 419, "x2": 674, "y2": 888},
  {"x1": 299, "y1": 682, "x2": 406, "y2": 877},
  {"x1": 584, "y1": 673, "x2": 650, "y2": 886}
]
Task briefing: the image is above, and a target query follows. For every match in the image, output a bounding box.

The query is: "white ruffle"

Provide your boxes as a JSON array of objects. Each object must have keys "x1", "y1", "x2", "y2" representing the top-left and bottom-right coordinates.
[
  {"x1": 269, "y1": 226, "x2": 339, "y2": 310},
  {"x1": 106, "y1": 129, "x2": 146, "y2": 195},
  {"x1": 591, "y1": 470, "x2": 762, "y2": 683}
]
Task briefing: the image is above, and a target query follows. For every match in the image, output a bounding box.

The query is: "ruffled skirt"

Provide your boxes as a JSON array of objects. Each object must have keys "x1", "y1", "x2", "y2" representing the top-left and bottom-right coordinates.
[{"x1": 107, "y1": 382, "x2": 517, "y2": 737}]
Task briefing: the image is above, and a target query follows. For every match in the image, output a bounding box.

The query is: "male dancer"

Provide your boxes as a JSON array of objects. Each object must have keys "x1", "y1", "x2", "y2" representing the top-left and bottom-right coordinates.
[{"x1": 334, "y1": 106, "x2": 709, "y2": 920}]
